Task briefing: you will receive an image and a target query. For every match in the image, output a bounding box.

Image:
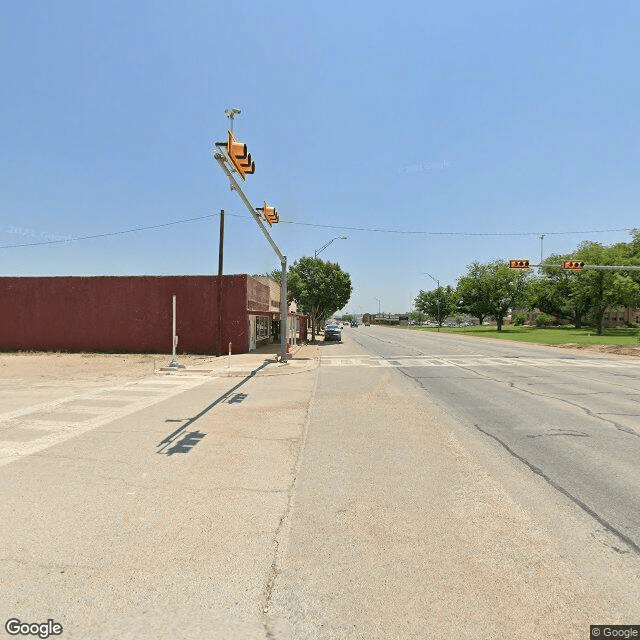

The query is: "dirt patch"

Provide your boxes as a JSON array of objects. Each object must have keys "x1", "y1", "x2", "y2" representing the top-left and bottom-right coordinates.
[
  {"x1": 0, "y1": 352, "x2": 218, "y2": 382},
  {"x1": 555, "y1": 343, "x2": 640, "y2": 357}
]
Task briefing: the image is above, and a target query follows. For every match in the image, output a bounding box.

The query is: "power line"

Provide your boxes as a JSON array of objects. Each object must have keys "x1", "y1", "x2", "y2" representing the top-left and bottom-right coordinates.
[
  {"x1": 0, "y1": 214, "x2": 218, "y2": 249},
  {"x1": 278, "y1": 219, "x2": 636, "y2": 237},
  {"x1": 0, "y1": 212, "x2": 635, "y2": 249}
]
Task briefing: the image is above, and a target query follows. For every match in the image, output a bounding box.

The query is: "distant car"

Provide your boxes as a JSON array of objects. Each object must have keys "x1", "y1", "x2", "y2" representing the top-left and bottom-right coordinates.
[
  {"x1": 324, "y1": 324, "x2": 342, "y2": 341},
  {"x1": 364, "y1": 322, "x2": 370, "y2": 326},
  {"x1": 351, "y1": 322, "x2": 358, "y2": 327}
]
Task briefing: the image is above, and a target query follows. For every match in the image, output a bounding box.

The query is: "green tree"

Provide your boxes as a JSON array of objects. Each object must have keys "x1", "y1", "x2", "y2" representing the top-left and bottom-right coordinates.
[
  {"x1": 526, "y1": 255, "x2": 591, "y2": 327},
  {"x1": 456, "y1": 263, "x2": 492, "y2": 325},
  {"x1": 570, "y1": 241, "x2": 640, "y2": 335},
  {"x1": 535, "y1": 312, "x2": 552, "y2": 327},
  {"x1": 408, "y1": 310, "x2": 428, "y2": 324},
  {"x1": 287, "y1": 257, "x2": 353, "y2": 341},
  {"x1": 414, "y1": 285, "x2": 457, "y2": 327},
  {"x1": 457, "y1": 260, "x2": 528, "y2": 331},
  {"x1": 525, "y1": 233, "x2": 640, "y2": 334}
]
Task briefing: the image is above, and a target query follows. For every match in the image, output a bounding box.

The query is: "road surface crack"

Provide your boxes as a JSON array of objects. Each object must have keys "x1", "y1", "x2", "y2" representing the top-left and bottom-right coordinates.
[
  {"x1": 260, "y1": 364, "x2": 319, "y2": 639},
  {"x1": 474, "y1": 423, "x2": 640, "y2": 557}
]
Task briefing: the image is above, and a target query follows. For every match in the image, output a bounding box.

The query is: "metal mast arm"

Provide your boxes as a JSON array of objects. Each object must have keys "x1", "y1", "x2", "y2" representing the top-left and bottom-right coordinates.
[{"x1": 213, "y1": 142, "x2": 289, "y2": 362}]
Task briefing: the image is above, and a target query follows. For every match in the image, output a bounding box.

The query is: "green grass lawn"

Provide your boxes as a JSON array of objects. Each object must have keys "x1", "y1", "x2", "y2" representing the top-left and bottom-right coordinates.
[{"x1": 408, "y1": 324, "x2": 640, "y2": 346}]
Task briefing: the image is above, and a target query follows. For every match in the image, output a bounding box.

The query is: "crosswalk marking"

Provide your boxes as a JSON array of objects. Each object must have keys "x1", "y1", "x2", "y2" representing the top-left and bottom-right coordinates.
[
  {"x1": 320, "y1": 355, "x2": 639, "y2": 369},
  {"x1": 0, "y1": 375, "x2": 211, "y2": 467}
]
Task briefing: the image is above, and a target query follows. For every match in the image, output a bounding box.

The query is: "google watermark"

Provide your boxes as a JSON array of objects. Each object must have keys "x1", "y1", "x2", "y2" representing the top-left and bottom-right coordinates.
[
  {"x1": 591, "y1": 626, "x2": 640, "y2": 638},
  {"x1": 5, "y1": 618, "x2": 63, "y2": 638},
  {"x1": 1, "y1": 225, "x2": 74, "y2": 244},
  {"x1": 397, "y1": 160, "x2": 451, "y2": 174}
]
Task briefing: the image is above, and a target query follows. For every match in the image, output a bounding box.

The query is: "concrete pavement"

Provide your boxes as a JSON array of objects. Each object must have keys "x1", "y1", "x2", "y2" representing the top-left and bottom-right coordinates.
[
  {"x1": 160, "y1": 343, "x2": 320, "y2": 377},
  {"x1": 0, "y1": 345, "x2": 320, "y2": 639}
]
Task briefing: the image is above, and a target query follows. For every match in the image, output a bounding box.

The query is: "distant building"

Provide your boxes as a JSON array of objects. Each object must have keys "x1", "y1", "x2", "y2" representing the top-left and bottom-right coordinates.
[
  {"x1": 509, "y1": 306, "x2": 640, "y2": 327},
  {"x1": 374, "y1": 314, "x2": 409, "y2": 325},
  {"x1": 602, "y1": 307, "x2": 640, "y2": 327}
]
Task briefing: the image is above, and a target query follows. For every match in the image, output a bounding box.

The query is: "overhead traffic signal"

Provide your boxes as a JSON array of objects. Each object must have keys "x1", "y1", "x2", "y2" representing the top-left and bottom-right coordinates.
[
  {"x1": 563, "y1": 260, "x2": 585, "y2": 270},
  {"x1": 509, "y1": 259, "x2": 530, "y2": 269},
  {"x1": 227, "y1": 130, "x2": 255, "y2": 180},
  {"x1": 257, "y1": 202, "x2": 279, "y2": 226}
]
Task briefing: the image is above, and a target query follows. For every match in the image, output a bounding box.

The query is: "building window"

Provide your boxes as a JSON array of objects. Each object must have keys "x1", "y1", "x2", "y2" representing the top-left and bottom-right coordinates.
[{"x1": 256, "y1": 315, "x2": 270, "y2": 341}]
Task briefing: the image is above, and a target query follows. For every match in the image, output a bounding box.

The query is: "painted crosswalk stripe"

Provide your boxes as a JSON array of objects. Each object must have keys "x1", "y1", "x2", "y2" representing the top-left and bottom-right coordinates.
[
  {"x1": 0, "y1": 375, "x2": 212, "y2": 467},
  {"x1": 321, "y1": 355, "x2": 638, "y2": 369}
]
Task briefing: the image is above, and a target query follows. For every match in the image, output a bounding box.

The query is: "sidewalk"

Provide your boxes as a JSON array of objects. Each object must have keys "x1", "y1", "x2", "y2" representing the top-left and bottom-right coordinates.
[{"x1": 160, "y1": 342, "x2": 320, "y2": 377}]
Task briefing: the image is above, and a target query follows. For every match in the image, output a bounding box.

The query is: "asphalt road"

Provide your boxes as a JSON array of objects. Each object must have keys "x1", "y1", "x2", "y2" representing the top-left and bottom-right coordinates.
[
  {"x1": 344, "y1": 325, "x2": 640, "y2": 557},
  {"x1": 268, "y1": 326, "x2": 640, "y2": 638}
]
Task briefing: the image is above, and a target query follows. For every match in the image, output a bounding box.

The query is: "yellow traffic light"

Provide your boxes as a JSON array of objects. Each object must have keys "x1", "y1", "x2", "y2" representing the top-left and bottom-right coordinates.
[
  {"x1": 509, "y1": 259, "x2": 530, "y2": 269},
  {"x1": 227, "y1": 130, "x2": 255, "y2": 180},
  {"x1": 257, "y1": 202, "x2": 279, "y2": 226},
  {"x1": 563, "y1": 260, "x2": 585, "y2": 270}
]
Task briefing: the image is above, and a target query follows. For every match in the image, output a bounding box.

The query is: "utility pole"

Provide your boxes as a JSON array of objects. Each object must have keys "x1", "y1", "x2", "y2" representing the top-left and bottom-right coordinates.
[
  {"x1": 423, "y1": 272, "x2": 441, "y2": 332},
  {"x1": 217, "y1": 209, "x2": 224, "y2": 356}
]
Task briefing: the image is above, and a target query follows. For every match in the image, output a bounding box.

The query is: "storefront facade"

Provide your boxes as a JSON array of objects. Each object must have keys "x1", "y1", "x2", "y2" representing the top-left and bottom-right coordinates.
[{"x1": 0, "y1": 274, "x2": 288, "y2": 355}]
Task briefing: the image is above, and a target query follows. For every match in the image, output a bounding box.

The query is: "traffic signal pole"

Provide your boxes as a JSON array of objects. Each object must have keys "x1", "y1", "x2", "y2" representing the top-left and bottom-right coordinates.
[
  {"x1": 213, "y1": 143, "x2": 288, "y2": 363},
  {"x1": 510, "y1": 261, "x2": 640, "y2": 272}
]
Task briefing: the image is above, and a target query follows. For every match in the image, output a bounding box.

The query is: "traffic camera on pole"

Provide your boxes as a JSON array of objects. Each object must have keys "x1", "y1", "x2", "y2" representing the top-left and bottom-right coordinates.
[
  {"x1": 508, "y1": 259, "x2": 530, "y2": 269},
  {"x1": 257, "y1": 202, "x2": 279, "y2": 226},
  {"x1": 563, "y1": 260, "x2": 585, "y2": 270},
  {"x1": 227, "y1": 130, "x2": 255, "y2": 180}
]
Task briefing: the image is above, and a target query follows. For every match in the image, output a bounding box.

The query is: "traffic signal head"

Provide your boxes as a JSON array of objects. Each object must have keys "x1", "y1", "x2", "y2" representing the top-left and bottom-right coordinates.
[
  {"x1": 257, "y1": 202, "x2": 279, "y2": 226},
  {"x1": 509, "y1": 259, "x2": 530, "y2": 269},
  {"x1": 563, "y1": 260, "x2": 585, "y2": 270},
  {"x1": 227, "y1": 130, "x2": 255, "y2": 180}
]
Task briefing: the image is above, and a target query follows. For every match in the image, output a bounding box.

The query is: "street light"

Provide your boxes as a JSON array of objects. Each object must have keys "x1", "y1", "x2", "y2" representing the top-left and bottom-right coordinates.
[
  {"x1": 308, "y1": 237, "x2": 347, "y2": 342},
  {"x1": 374, "y1": 297, "x2": 381, "y2": 316},
  {"x1": 422, "y1": 272, "x2": 441, "y2": 332},
  {"x1": 314, "y1": 236, "x2": 347, "y2": 258}
]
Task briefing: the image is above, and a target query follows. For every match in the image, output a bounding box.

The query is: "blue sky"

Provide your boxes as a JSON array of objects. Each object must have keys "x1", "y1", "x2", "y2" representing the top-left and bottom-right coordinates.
[{"x1": 2, "y1": 1, "x2": 639, "y2": 316}]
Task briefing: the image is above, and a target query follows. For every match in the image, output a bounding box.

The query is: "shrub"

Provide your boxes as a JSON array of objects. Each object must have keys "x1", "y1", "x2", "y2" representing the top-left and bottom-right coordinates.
[
  {"x1": 535, "y1": 313, "x2": 552, "y2": 327},
  {"x1": 512, "y1": 313, "x2": 526, "y2": 326}
]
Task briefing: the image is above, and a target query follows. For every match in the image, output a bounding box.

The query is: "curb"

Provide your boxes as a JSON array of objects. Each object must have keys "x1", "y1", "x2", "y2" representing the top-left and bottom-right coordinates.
[{"x1": 158, "y1": 356, "x2": 320, "y2": 378}]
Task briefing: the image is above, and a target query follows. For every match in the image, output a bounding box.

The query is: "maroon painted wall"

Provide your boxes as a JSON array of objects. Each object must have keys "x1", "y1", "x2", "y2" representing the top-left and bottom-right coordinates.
[
  {"x1": 217, "y1": 274, "x2": 271, "y2": 355},
  {"x1": 0, "y1": 275, "x2": 270, "y2": 355}
]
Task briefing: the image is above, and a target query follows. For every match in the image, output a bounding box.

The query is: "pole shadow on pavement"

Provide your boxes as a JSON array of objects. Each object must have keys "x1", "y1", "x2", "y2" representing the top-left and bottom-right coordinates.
[{"x1": 156, "y1": 361, "x2": 271, "y2": 456}]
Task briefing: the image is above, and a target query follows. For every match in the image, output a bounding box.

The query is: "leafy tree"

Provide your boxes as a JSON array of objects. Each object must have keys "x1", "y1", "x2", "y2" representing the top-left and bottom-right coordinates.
[
  {"x1": 535, "y1": 313, "x2": 552, "y2": 327},
  {"x1": 526, "y1": 255, "x2": 591, "y2": 327},
  {"x1": 408, "y1": 310, "x2": 428, "y2": 324},
  {"x1": 287, "y1": 257, "x2": 352, "y2": 341},
  {"x1": 569, "y1": 241, "x2": 640, "y2": 335},
  {"x1": 457, "y1": 260, "x2": 528, "y2": 331},
  {"x1": 414, "y1": 285, "x2": 457, "y2": 327},
  {"x1": 523, "y1": 234, "x2": 640, "y2": 334},
  {"x1": 456, "y1": 263, "x2": 492, "y2": 325}
]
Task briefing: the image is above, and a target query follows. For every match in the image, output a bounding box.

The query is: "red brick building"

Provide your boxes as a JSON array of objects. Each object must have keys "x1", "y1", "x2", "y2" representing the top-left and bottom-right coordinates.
[{"x1": 0, "y1": 275, "x2": 305, "y2": 355}]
